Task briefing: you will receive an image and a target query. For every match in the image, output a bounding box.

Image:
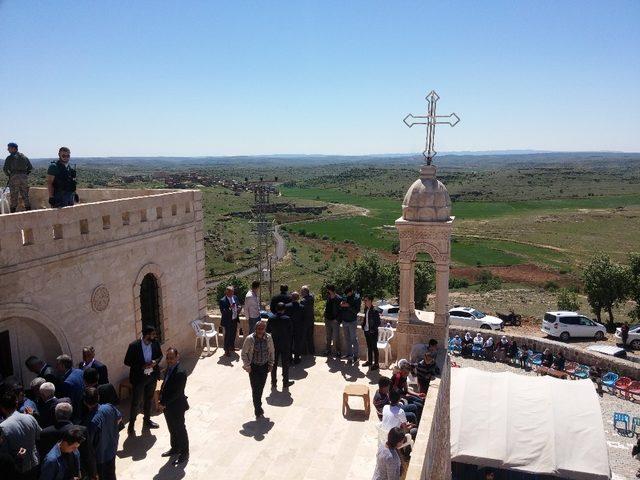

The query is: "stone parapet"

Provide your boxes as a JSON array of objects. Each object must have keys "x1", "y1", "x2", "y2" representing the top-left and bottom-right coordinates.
[
  {"x1": 1, "y1": 188, "x2": 199, "y2": 270},
  {"x1": 449, "y1": 325, "x2": 640, "y2": 380}
]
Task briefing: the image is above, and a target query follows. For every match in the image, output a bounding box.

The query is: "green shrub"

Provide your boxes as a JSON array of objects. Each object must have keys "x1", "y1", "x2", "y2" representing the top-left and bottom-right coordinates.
[
  {"x1": 557, "y1": 288, "x2": 580, "y2": 311},
  {"x1": 449, "y1": 277, "x2": 470, "y2": 289}
]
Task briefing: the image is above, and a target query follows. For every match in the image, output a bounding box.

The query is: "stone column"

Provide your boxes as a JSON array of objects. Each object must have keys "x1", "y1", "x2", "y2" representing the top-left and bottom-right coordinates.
[
  {"x1": 409, "y1": 261, "x2": 415, "y2": 312},
  {"x1": 398, "y1": 259, "x2": 413, "y2": 323},
  {"x1": 434, "y1": 262, "x2": 449, "y2": 326}
]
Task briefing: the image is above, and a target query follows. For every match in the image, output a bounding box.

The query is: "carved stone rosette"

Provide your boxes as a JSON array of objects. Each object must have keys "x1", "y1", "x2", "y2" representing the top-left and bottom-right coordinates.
[{"x1": 91, "y1": 285, "x2": 110, "y2": 312}]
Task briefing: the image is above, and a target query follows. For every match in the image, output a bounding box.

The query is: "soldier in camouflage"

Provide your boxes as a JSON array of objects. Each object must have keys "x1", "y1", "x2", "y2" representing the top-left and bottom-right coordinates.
[{"x1": 3, "y1": 142, "x2": 33, "y2": 212}]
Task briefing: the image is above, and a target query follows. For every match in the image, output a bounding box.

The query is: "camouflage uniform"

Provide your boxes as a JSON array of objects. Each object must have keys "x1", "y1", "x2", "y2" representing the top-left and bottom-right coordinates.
[{"x1": 3, "y1": 152, "x2": 33, "y2": 212}]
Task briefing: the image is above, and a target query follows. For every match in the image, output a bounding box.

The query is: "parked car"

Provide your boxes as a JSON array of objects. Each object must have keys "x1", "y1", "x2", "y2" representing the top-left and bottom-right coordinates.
[
  {"x1": 378, "y1": 303, "x2": 399, "y2": 319},
  {"x1": 449, "y1": 307, "x2": 503, "y2": 331},
  {"x1": 541, "y1": 311, "x2": 606, "y2": 342},
  {"x1": 585, "y1": 344, "x2": 627, "y2": 358},
  {"x1": 614, "y1": 324, "x2": 640, "y2": 349}
]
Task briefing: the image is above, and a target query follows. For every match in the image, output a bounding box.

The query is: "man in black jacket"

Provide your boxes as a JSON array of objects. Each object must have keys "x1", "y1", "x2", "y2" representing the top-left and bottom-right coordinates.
[
  {"x1": 124, "y1": 325, "x2": 163, "y2": 434},
  {"x1": 300, "y1": 286, "x2": 315, "y2": 355},
  {"x1": 362, "y1": 295, "x2": 381, "y2": 370},
  {"x1": 78, "y1": 346, "x2": 109, "y2": 385},
  {"x1": 270, "y1": 284, "x2": 292, "y2": 313},
  {"x1": 37, "y1": 402, "x2": 74, "y2": 457},
  {"x1": 267, "y1": 303, "x2": 294, "y2": 389},
  {"x1": 286, "y1": 292, "x2": 305, "y2": 364},
  {"x1": 323, "y1": 285, "x2": 342, "y2": 357},
  {"x1": 339, "y1": 286, "x2": 361, "y2": 363},
  {"x1": 25, "y1": 356, "x2": 58, "y2": 386},
  {"x1": 158, "y1": 348, "x2": 189, "y2": 465}
]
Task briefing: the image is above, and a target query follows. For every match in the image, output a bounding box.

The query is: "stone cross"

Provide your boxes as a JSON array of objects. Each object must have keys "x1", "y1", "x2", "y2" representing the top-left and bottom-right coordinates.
[{"x1": 403, "y1": 90, "x2": 460, "y2": 165}]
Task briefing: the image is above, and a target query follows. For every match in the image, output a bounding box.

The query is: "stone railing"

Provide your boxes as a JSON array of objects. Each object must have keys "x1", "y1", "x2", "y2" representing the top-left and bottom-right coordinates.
[
  {"x1": 450, "y1": 325, "x2": 640, "y2": 380},
  {"x1": 1, "y1": 188, "x2": 199, "y2": 270}
]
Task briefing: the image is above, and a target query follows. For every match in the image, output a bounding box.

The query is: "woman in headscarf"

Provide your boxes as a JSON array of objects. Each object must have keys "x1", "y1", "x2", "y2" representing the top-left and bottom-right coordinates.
[
  {"x1": 461, "y1": 332, "x2": 473, "y2": 357},
  {"x1": 495, "y1": 336, "x2": 509, "y2": 362},
  {"x1": 472, "y1": 333, "x2": 484, "y2": 358},
  {"x1": 483, "y1": 336, "x2": 495, "y2": 361}
]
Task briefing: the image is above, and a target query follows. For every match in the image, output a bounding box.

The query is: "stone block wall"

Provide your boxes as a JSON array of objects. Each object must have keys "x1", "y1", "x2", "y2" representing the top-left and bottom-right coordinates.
[
  {"x1": 449, "y1": 325, "x2": 640, "y2": 379},
  {"x1": 0, "y1": 189, "x2": 206, "y2": 384}
]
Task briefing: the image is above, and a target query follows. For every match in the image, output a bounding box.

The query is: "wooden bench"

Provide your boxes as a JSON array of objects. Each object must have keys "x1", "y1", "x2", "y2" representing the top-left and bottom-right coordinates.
[
  {"x1": 536, "y1": 366, "x2": 568, "y2": 379},
  {"x1": 342, "y1": 384, "x2": 370, "y2": 418}
]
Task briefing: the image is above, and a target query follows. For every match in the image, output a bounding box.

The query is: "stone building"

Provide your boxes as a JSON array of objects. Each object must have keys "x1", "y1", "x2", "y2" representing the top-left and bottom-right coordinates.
[{"x1": 0, "y1": 187, "x2": 206, "y2": 384}]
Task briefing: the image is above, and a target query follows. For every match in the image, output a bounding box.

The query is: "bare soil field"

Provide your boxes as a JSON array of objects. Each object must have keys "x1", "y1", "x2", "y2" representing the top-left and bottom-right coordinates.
[{"x1": 452, "y1": 264, "x2": 566, "y2": 286}]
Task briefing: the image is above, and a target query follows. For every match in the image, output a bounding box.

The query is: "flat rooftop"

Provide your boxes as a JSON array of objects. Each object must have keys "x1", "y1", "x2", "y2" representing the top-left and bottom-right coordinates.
[{"x1": 116, "y1": 350, "x2": 381, "y2": 480}]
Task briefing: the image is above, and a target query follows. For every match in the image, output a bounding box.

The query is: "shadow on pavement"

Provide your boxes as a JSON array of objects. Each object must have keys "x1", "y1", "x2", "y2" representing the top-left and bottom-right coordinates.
[
  {"x1": 239, "y1": 417, "x2": 275, "y2": 441},
  {"x1": 117, "y1": 430, "x2": 157, "y2": 461},
  {"x1": 152, "y1": 457, "x2": 187, "y2": 480}
]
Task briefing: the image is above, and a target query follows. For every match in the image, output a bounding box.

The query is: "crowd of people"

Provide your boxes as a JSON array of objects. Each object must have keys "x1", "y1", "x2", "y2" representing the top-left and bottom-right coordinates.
[
  {"x1": 3, "y1": 143, "x2": 79, "y2": 213},
  {"x1": 0, "y1": 326, "x2": 189, "y2": 480}
]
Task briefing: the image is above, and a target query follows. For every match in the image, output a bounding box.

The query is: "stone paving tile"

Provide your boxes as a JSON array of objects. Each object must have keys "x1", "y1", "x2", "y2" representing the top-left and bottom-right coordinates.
[{"x1": 116, "y1": 350, "x2": 382, "y2": 479}]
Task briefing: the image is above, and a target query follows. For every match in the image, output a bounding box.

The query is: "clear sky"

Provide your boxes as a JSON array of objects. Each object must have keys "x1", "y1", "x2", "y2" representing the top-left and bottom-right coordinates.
[{"x1": 1, "y1": 0, "x2": 639, "y2": 157}]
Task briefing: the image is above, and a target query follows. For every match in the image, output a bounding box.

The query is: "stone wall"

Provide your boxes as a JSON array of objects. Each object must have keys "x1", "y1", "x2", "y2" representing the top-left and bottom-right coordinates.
[
  {"x1": 449, "y1": 325, "x2": 640, "y2": 380},
  {"x1": 1, "y1": 188, "x2": 206, "y2": 384}
]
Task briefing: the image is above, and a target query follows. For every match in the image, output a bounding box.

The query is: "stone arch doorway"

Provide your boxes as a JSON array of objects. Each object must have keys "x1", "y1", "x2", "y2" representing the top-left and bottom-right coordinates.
[
  {"x1": 133, "y1": 263, "x2": 166, "y2": 343},
  {"x1": 0, "y1": 316, "x2": 65, "y2": 384},
  {"x1": 140, "y1": 273, "x2": 163, "y2": 343}
]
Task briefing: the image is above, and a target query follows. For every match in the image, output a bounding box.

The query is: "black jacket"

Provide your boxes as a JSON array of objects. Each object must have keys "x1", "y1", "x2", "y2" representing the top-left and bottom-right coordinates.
[
  {"x1": 219, "y1": 295, "x2": 240, "y2": 328},
  {"x1": 124, "y1": 339, "x2": 163, "y2": 384},
  {"x1": 286, "y1": 301, "x2": 304, "y2": 332},
  {"x1": 38, "y1": 364, "x2": 59, "y2": 386},
  {"x1": 159, "y1": 363, "x2": 189, "y2": 412},
  {"x1": 267, "y1": 313, "x2": 293, "y2": 348},
  {"x1": 78, "y1": 359, "x2": 109, "y2": 385},
  {"x1": 301, "y1": 294, "x2": 315, "y2": 324},
  {"x1": 339, "y1": 293, "x2": 361, "y2": 323},
  {"x1": 362, "y1": 306, "x2": 381, "y2": 333},
  {"x1": 324, "y1": 294, "x2": 342, "y2": 321},
  {"x1": 38, "y1": 420, "x2": 74, "y2": 458},
  {"x1": 270, "y1": 293, "x2": 292, "y2": 313}
]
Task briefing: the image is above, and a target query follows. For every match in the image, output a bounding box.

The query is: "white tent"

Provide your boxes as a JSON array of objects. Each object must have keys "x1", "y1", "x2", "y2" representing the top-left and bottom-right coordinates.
[{"x1": 451, "y1": 367, "x2": 611, "y2": 480}]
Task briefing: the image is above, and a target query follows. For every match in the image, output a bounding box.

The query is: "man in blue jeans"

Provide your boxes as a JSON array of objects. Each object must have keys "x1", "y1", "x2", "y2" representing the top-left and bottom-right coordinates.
[{"x1": 339, "y1": 286, "x2": 361, "y2": 364}]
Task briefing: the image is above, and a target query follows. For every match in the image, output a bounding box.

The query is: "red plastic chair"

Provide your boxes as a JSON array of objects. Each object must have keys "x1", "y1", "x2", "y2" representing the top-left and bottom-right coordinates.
[
  {"x1": 627, "y1": 381, "x2": 640, "y2": 402},
  {"x1": 615, "y1": 377, "x2": 633, "y2": 398}
]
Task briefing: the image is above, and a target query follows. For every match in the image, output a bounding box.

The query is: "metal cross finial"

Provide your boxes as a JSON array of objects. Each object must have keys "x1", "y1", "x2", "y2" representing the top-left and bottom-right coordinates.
[{"x1": 403, "y1": 90, "x2": 460, "y2": 165}]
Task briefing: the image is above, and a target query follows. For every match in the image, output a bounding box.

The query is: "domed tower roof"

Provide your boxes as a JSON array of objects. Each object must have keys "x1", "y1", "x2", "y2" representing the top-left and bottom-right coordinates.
[{"x1": 401, "y1": 165, "x2": 451, "y2": 222}]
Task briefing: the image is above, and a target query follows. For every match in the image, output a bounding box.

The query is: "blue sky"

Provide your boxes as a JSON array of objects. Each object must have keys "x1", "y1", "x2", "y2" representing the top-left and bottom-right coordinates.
[{"x1": 1, "y1": 0, "x2": 638, "y2": 157}]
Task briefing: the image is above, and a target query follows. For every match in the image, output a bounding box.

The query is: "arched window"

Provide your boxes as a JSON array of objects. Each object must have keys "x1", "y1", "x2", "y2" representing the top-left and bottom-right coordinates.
[{"x1": 140, "y1": 273, "x2": 163, "y2": 343}]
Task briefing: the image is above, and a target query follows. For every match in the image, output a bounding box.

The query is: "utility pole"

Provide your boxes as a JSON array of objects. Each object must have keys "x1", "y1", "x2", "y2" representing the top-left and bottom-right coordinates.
[{"x1": 245, "y1": 176, "x2": 277, "y2": 299}]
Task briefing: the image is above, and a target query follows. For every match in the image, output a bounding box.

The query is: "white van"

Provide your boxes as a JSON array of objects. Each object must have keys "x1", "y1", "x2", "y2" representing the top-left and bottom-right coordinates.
[{"x1": 541, "y1": 311, "x2": 606, "y2": 342}]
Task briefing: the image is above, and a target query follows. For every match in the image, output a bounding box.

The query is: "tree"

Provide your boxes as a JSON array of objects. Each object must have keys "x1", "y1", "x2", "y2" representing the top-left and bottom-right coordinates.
[
  {"x1": 583, "y1": 253, "x2": 629, "y2": 326},
  {"x1": 628, "y1": 253, "x2": 640, "y2": 322},
  {"x1": 323, "y1": 252, "x2": 389, "y2": 298},
  {"x1": 556, "y1": 288, "x2": 580, "y2": 311},
  {"x1": 215, "y1": 275, "x2": 250, "y2": 305},
  {"x1": 385, "y1": 262, "x2": 435, "y2": 310}
]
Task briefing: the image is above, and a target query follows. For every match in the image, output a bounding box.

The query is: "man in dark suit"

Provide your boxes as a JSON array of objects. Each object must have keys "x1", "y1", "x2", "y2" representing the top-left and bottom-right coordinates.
[
  {"x1": 158, "y1": 348, "x2": 189, "y2": 466},
  {"x1": 55, "y1": 354, "x2": 85, "y2": 422},
  {"x1": 25, "y1": 356, "x2": 58, "y2": 386},
  {"x1": 270, "y1": 284, "x2": 291, "y2": 313},
  {"x1": 83, "y1": 368, "x2": 119, "y2": 406},
  {"x1": 78, "y1": 346, "x2": 109, "y2": 385},
  {"x1": 286, "y1": 292, "x2": 305, "y2": 364},
  {"x1": 267, "y1": 303, "x2": 294, "y2": 389},
  {"x1": 124, "y1": 325, "x2": 163, "y2": 434},
  {"x1": 300, "y1": 286, "x2": 315, "y2": 355},
  {"x1": 219, "y1": 285, "x2": 241, "y2": 357},
  {"x1": 38, "y1": 402, "x2": 74, "y2": 463},
  {"x1": 362, "y1": 295, "x2": 382, "y2": 370}
]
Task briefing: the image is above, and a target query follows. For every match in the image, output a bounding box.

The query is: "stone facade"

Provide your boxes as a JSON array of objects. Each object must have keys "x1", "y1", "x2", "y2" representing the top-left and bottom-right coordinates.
[{"x1": 0, "y1": 188, "x2": 206, "y2": 384}]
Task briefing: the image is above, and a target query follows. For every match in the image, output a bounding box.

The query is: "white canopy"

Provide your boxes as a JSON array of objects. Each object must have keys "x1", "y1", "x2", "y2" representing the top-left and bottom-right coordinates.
[{"x1": 451, "y1": 367, "x2": 611, "y2": 480}]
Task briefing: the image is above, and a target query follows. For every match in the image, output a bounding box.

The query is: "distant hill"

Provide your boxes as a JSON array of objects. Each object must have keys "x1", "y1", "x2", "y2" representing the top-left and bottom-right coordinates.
[{"x1": 30, "y1": 151, "x2": 640, "y2": 170}]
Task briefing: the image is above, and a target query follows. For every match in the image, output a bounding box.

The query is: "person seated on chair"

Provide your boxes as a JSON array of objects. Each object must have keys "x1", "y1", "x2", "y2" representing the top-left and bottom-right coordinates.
[
  {"x1": 373, "y1": 376, "x2": 391, "y2": 420},
  {"x1": 483, "y1": 337, "x2": 495, "y2": 361},
  {"x1": 415, "y1": 353, "x2": 440, "y2": 395},
  {"x1": 381, "y1": 389, "x2": 417, "y2": 439},
  {"x1": 495, "y1": 336, "x2": 509, "y2": 362},
  {"x1": 391, "y1": 360, "x2": 423, "y2": 418},
  {"x1": 507, "y1": 339, "x2": 518, "y2": 361},
  {"x1": 372, "y1": 427, "x2": 405, "y2": 480},
  {"x1": 461, "y1": 332, "x2": 473, "y2": 357},
  {"x1": 541, "y1": 348, "x2": 554, "y2": 368},
  {"x1": 552, "y1": 351, "x2": 566, "y2": 371}
]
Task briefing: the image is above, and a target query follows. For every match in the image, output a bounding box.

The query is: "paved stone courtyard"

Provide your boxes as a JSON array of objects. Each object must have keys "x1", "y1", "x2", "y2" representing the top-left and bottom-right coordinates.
[
  {"x1": 455, "y1": 356, "x2": 640, "y2": 480},
  {"x1": 116, "y1": 350, "x2": 381, "y2": 480}
]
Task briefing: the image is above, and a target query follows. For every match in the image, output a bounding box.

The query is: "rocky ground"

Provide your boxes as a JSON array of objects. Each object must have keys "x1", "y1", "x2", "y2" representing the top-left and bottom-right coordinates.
[{"x1": 455, "y1": 355, "x2": 640, "y2": 480}]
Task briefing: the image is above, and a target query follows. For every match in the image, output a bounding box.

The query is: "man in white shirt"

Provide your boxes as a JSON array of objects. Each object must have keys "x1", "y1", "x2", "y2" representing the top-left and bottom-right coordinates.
[{"x1": 245, "y1": 281, "x2": 262, "y2": 334}]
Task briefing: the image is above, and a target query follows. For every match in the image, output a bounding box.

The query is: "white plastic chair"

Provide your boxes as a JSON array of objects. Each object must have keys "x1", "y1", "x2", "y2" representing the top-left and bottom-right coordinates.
[
  {"x1": 377, "y1": 327, "x2": 395, "y2": 368},
  {"x1": 191, "y1": 319, "x2": 218, "y2": 354}
]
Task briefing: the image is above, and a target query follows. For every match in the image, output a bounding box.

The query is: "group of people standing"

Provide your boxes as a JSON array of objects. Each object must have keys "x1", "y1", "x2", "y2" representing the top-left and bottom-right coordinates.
[{"x1": 3, "y1": 142, "x2": 78, "y2": 213}]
